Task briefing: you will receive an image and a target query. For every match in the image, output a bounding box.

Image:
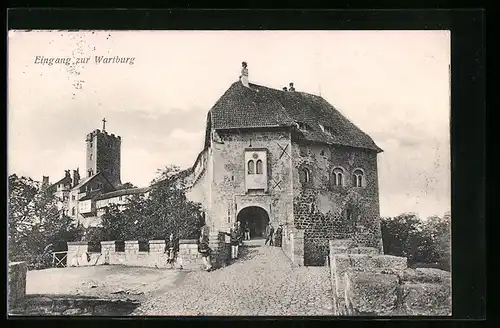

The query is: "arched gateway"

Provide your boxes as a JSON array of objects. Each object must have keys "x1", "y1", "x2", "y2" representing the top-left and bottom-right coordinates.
[{"x1": 236, "y1": 206, "x2": 270, "y2": 239}]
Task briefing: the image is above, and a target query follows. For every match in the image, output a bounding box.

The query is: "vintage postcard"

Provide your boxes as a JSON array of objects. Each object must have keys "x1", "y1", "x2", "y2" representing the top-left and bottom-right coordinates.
[{"x1": 7, "y1": 30, "x2": 451, "y2": 316}]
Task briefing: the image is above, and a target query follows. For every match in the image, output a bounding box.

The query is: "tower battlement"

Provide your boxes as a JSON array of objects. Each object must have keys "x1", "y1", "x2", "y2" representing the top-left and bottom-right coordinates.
[{"x1": 87, "y1": 129, "x2": 121, "y2": 140}]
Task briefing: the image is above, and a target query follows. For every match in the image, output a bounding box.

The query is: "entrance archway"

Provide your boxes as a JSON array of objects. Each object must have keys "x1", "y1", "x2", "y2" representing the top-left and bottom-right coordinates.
[{"x1": 237, "y1": 206, "x2": 270, "y2": 239}]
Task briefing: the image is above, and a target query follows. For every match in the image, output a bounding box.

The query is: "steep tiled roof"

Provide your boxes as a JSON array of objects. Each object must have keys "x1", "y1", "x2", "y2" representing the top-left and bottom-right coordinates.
[
  {"x1": 79, "y1": 190, "x2": 102, "y2": 201},
  {"x1": 71, "y1": 172, "x2": 114, "y2": 191},
  {"x1": 47, "y1": 175, "x2": 72, "y2": 192},
  {"x1": 96, "y1": 187, "x2": 151, "y2": 200},
  {"x1": 209, "y1": 81, "x2": 382, "y2": 152},
  {"x1": 71, "y1": 173, "x2": 99, "y2": 190}
]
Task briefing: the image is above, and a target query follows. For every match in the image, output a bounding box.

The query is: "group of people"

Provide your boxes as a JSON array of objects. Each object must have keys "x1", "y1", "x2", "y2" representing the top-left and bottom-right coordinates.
[
  {"x1": 163, "y1": 218, "x2": 285, "y2": 273},
  {"x1": 264, "y1": 222, "x2": 283, "y2": 247}
]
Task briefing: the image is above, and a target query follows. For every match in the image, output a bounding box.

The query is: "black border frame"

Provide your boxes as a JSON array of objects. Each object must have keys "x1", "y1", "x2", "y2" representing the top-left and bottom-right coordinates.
[{"x1": 5, "y1": 8, "x2": 487, "y2": 324}]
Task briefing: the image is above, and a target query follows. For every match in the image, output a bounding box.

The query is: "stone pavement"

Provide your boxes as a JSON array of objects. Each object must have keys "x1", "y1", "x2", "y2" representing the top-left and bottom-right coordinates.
[{"x1": 134, "y1": 241, "x2": 334, "y2": 316}]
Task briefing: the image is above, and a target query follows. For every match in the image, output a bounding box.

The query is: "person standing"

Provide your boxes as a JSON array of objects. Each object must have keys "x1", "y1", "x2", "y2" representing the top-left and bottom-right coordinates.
[
  {"x1": 200, "y1": 219, "x2": 210, "y2": 245},
  {"x1": 265, "y1": 222, "x2": 275, "y2": 246},
  {"x1": 198, "y1": 239, "x2": 213, "y2": 271},
  {"x1": 224, "y1": 224, "x2": 240, "y2": 260},
  {"x1": 166, "y1": 233, "x2": 178, "y2": 269},
  {"x1": 244, "y1": 222, "x2": 251, "y2": 240},
  {"x1": 275, "y1": 224, "x2": 283, "y2": 248},
  {"x1": 236, "y1": 221, "x2": 244, "y2": 246}
]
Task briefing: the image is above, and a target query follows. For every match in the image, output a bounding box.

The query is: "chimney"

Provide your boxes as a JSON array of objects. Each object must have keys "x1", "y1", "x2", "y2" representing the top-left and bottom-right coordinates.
[
  {"x1": 240, "y1": 61, "x2": 249, "y2": 88},
  {"x1": 65, "y1": 170, "x2": 70, "y2": 178},
  {"x1": 289, "y1": 82, "x2": 295, "y2": 92},
  {"x1": 73, "y1": 168, "x2": 80, "y2": 187},
  {"x1": 283, "y1": 87, "x2": 288, "y2": 91},
  {"x1": 42, "y1": 176, "x2": 49, "y2": 185}
]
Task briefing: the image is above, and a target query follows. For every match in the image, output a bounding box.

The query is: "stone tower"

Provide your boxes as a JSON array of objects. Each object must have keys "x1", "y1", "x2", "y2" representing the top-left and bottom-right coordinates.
[{"x1": 85, "y1": 120, "x2": 122, "y2": 188}]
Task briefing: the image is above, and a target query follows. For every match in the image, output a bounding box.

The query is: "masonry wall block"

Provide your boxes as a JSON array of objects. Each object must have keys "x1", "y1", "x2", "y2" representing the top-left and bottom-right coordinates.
[
  {"x1": 328, "y1": 241, "x2": 451, "y2": 316},
  {"x1": 8, "y1": 262, "x2": 28, "y2": 310}
]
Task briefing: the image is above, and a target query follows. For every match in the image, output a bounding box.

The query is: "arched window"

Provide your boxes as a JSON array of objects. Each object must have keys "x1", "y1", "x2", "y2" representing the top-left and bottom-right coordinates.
[
  {"x1": 256, "y1": 160, "x2": 263, "y2": 174},
  {"x1": 353, "y1": 169, "x2": 364, "y2": 187},
  {"x1": 71, "y1": 207, "x2": 75, "y2": 216},
  {"x1": 247, "y1": 160, "x2": 255, "y2": 174},
  {"x1": 299, "y1": 168, "x2": 311, "y2": 184},
  {"x1": 90, "y1": 154, "x2": 93, "y2": 160},
  {"x1": 332, "y1": 167, "x2": 344, "y2": 186}
]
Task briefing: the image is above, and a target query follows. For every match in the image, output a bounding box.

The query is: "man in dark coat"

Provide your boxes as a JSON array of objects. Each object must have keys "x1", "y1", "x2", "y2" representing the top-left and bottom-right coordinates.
[{"x1": 265, "y1": 222, "x2": 274, "y2": 246}]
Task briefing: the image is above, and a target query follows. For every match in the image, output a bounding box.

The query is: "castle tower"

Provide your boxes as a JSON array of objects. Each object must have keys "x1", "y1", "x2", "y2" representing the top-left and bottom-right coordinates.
[{"x1": 85, "y1": 118, "x2": 122, "y2": 188}]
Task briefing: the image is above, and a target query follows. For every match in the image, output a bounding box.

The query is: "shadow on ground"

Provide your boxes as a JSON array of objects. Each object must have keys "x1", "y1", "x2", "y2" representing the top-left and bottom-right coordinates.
[{"x1": 238, "y1": 246, "x2": 260, "y2": 261}]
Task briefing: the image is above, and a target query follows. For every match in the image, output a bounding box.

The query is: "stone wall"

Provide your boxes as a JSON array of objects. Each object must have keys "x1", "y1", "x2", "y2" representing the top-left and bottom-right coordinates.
[
  {"x1": 281, "y1": 225, "x2": 305, "y2": 266},
  {"x1": 212, "y1": 231, "x2": 231, "y2": 268},
  {"x1": 177, "y1": 239, "x2": 205, "y2": 269},
  {"x1": 67, "y1": 241, "x2": 90, "y2": 266},
  {"x1": 8, "y1": 262, "x2": 28, "y2": 309},
  {"x1": 67, "y1": 239, "x2": 206, "y2": 269},
  {"x1": 292, "y1": 143, "x2": 383, "y2": 266},
  {"x1": 10, "y1": 295, "x2": 139, "y2": 316},
  {"x1": 328, "y1": 240, "x2": 451, "y2": 316}
]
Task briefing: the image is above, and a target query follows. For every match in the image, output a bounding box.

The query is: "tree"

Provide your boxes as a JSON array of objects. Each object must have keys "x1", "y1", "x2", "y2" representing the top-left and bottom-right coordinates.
[
  {"x1": 8, "y1": 174, "x2": 83, "y2": 269},
  {"x1": 380, "y1": 213, "x2": 421, "y2": 259},
  {"x1": 422, "y1": 214, "x2": 451, "y2": 270},
  {"x1": 381, "y1": 212, "x2": 451, "y2": 271},
  {"x1": 98, "y1": 165, "x2": 203, "y2": 242},
  {"x1": 141, "y1": 165, "x2": 203, "y2": 240}
]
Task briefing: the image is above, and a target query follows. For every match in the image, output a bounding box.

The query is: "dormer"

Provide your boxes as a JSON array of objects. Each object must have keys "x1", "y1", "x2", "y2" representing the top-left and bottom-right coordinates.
[{"x1": 296, "y1": 122, "x2": 310, "y2": 131}]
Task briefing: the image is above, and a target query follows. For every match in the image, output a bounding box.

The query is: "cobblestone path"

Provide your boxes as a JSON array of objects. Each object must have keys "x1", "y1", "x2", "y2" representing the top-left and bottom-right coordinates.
[{"x1": 134, "y1": 243, "x2": 334, "y2": 316}]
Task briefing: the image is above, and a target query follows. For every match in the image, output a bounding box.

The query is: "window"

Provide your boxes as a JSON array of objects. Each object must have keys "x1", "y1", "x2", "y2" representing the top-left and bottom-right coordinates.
[
  {"x1": 72, "y1": 195, "x2": 75, "y2": 201},
  {"x1": 297, "y1": 122, "x2": 309, "y2": 131},
  {"x1": 247, "y1": 160, "x2": 255, "y2": 174},
  {"x1": 90, "y1": 142, "x2": 93, "y2": 148},
  {"x1": 90, "y1": 154, "x2": 93, "y2": 160},
  {"x1": 299, "y1": 147, "x2": 307, "y2": 157},
  {"x1": 343, "y1": 208, "x2": 353, "y2": 221},
  {"x1": 299, "y1": 168, "x2": 311, "y2": 184},
  {"x1": 71, "y1": 207, "x2": 75, "y2": 215},
  {"x1": 332, "y1": 168, "x2": 344, "y2": 186},
  {"x1": 256, "y1": 160, "x2": 263, "y2": 174},
  {"x1": 119, "y1": 196, "x2": 123, "y2": 201},
  {"x1": 324, "y1": 125, "x2": 335, "y2": 136},
  {"x1": 353, "y1": 169, "x2": 364, "y2": 187}
]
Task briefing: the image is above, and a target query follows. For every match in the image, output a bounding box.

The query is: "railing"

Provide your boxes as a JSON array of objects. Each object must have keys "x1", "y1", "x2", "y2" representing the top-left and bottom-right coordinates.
[{"x1": 52, "y1": 251, "x2": 68, "y2": 268}]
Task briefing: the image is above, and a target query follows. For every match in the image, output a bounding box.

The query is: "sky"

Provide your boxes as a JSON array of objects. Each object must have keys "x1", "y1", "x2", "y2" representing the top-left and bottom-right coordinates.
[{"x1": 7, "y1": 30, "x2": 451, "y2": 219}]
